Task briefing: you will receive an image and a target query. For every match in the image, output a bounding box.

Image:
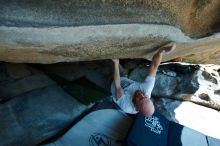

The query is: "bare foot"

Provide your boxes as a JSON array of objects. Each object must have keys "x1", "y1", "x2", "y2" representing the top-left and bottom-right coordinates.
[{"x1": 159, "y1": 42, "x2": 176, "y2": 54}]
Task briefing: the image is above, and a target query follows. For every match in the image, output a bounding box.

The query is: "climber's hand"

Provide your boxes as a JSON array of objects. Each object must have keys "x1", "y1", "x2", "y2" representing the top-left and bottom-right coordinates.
[{"x1": 112, "y1": 59, "x2": 119, "y2": 64}]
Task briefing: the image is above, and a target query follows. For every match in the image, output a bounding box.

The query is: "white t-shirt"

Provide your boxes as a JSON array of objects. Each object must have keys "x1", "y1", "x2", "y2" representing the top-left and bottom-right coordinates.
[{"x1": 111, "y1": 76, "x2": 155, "y2": 114}]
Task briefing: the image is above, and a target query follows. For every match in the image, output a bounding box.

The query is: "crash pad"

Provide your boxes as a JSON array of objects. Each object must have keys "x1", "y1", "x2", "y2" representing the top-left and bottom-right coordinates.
[
  {"x1": 45, "y1": 109, "x2": 133, "y2": 146},
  {"x1": 125, "y1": 112, "x2": 220, "y2": 146}
]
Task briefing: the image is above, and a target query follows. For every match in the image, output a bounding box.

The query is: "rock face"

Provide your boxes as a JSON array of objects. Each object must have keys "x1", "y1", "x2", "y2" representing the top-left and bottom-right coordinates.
[
  {"x1": 0, "y1": 63, "x2": 87, "y2": 146},
  {"x1": 0, "y1": 63, "x2": 55, "y2": 103},
  {"x1": 0, "y1": 0, "x2": 220, "y2": 64},
  {"x1": 190, "y1": 64, "x2": 220, "y2": 110},
  {"x1": 1, "y1": 0, "x2": 219, "y2": 37}
]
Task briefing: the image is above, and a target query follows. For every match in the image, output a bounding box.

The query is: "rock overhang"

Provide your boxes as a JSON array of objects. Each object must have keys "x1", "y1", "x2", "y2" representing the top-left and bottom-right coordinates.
[{"x1": 0, "y1": 0, "x2": 220, "y2": 64}]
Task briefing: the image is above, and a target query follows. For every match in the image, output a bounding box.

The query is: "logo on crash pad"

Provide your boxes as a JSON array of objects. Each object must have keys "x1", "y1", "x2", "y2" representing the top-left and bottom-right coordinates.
[
  {"x1": 145, "y1": 116, "x2": 163, "y2": 134},
  {"x1": 89, "y1": 133, "x2": 111, "y2": 146}
]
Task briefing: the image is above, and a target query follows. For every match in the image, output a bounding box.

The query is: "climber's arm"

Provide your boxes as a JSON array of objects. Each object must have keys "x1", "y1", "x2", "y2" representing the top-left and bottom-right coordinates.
[
  {"x1": 148, "y1": 42, "x2": 176, "y2": 77},
  {"x1": 148, "y1": 49, "x2": 163, "y2": 77},
  {"x1": 112, "y1": 59, "x2": 124, "y2": 99}
]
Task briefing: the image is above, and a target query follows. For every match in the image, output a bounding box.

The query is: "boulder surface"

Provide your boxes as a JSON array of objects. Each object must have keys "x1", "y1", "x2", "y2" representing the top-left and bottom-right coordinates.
[{"x1": 0, "y1": 0, "x2": 220, "y2": 64}]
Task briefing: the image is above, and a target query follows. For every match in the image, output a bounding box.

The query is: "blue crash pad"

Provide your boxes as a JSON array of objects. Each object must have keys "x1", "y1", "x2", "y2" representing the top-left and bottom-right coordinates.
[{"x1": 125, "y1": 112, "x2": 220, "y2": 146}]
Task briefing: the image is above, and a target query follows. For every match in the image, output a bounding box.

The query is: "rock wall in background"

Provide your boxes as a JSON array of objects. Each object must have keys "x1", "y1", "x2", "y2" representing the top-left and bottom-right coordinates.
[
  {"x1": 0, "y1": 63, "x2": 87, "y2": 146},
  {"x1": 0, "y1": 0, "x2": 220, "y2": 64}
]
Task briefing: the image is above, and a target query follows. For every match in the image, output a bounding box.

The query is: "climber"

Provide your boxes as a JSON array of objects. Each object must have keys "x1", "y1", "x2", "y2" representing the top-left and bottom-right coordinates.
[{"x1": 111, "y1": 42, "x2": 176, "y2": 117}]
